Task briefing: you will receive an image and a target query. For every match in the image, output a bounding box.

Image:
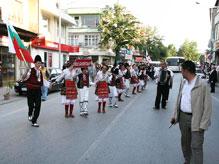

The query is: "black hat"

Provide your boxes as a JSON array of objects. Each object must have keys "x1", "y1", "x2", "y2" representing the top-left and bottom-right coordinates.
[{"x1": 34, "y1": 55, "x2": 42, "y2": 63}]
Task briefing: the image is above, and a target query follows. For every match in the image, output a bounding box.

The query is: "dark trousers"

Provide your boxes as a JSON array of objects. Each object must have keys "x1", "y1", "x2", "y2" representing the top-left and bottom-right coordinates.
[
  {"x1": 210, "y1": 82, "x2": 215, "y2": 93},
  {"x1": 155, "y1": 84, "x2": 167, "y2": 108},
  {"x1": 27, "y1": 89, "x2": 41, "y2": 124},
  {"x1": 179, "y1": 111, "x2": 204, "y2": 164}
]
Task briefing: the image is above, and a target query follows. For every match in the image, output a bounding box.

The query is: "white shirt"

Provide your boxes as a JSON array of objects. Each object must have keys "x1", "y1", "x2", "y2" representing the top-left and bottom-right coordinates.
[{"x1": 180, "y1": 76, "x2": 197, "y2": 113}]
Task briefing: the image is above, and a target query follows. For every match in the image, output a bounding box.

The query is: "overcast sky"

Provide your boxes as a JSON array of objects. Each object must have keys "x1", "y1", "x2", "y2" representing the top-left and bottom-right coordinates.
[{"x1": 63, "y1": 0, "x2": 216, "y2": 52}]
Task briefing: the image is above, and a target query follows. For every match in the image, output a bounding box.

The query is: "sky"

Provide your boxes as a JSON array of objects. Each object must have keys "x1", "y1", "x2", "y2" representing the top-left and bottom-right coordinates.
[{"x1": 63, "y1": 0, "x2": 216, "y2": 52}]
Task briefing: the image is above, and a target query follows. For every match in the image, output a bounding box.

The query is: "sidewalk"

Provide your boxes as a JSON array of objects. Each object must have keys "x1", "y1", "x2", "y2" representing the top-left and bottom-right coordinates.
[{"x1": 0, "y1": 87, "x2": 23, "y2": 105}]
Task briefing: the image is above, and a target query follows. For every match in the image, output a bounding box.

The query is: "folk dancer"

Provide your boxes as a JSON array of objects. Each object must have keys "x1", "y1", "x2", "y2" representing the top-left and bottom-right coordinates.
[
  {"x1": 138, "y1": 66, "x2": 147, "y2": 91},
  {"x1": 55, "y1": 62, "x2": 80, "y2": 118},
  {"x1": 77, "y1": 67, "x2": 90, "y2": 116},
  {"x1": 123, "y1": 63, "x2": 131, "y2": 97},
  {"x1": 22, "y1": 55, "x2": 43, "y2": 127},
  {"x1": 108, "y1": 67, "x2": 119, "y2": 108},
  {"x1": 95, "y1": 65, "x2": 110, "y2": 113},
  {"x1": 130, "y1": 64, "x2": 139, "y2": 94},
  {"x1": 116, "y1": 64, "x2": 125, "y2": 101}
]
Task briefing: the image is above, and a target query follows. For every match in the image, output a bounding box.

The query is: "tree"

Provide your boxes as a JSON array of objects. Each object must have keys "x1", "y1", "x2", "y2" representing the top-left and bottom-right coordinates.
[
  {"x1": 133, "y1": 26, "x2": 168, "y2": 60},
  {"x1": 98, "y1": 4, "x2": 140, "y2": 64},
  {"x1": 178, "y1": 40, "x2": 199, "y2": 61},
  {"x1": 167, "y1": 44, "x2": 177, "y2": 57}
]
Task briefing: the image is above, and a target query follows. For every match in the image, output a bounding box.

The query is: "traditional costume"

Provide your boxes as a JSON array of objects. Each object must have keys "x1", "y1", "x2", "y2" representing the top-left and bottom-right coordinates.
[
  {"x1": 130, "y1": 66, "x2": 139, "y2": 94},
  {"x1": 77, "y1": 69, "x2": 90, "y2": 116},
  {"x1": 23, "y1": 55, "x2": 43, "y2": 127},
  {"x1": 56, "y1": 67, "x2": 79, "y2": 117},
  {"x1": 95, "y1": 69, "x2": 110, "y2": 113},
  {"x1": 108, "y1": 69, "x2": 118, "y2": 108}
]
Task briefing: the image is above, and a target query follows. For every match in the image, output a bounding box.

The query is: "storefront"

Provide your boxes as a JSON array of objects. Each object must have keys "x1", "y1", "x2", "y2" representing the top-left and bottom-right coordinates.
[{"x1": 31, "y1": 37, "x2": 80, "y2": 68}]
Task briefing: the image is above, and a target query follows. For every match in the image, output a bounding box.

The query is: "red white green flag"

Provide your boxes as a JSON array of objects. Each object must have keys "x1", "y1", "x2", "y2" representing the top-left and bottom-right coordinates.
[{"x1": 6, "y1": 22, "x2": 33, "y2": 63}]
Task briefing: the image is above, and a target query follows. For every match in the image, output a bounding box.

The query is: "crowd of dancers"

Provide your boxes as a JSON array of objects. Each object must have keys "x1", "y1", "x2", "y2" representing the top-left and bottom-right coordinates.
[{"x1": 23, "y1": 55, "x2": 173, "y2": 127}]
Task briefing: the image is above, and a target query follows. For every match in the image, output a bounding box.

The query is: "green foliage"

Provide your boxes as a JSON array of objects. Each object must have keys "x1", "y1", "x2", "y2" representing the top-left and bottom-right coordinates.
[
  {"x1": 167, "y1": 44, "x2": 177, "y2": 57},
  {"x1": 178, "y1": 40, "x2": 199, "y2": 61},
  {"x1": 99, "y1": 4, "x2": 140, "y2": 63}
]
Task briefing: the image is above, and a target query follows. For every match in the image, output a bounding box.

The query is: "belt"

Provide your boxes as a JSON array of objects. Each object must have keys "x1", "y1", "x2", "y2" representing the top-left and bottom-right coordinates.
[{"x1": 180, "y1": 110, "x2": 192, "y2": 115}]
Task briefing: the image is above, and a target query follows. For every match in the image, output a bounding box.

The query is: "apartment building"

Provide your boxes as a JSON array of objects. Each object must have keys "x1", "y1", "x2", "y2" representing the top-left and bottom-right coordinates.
[
  {"x1": 0, "y1": 0, "x2": 38, "y2": 87},
  {"x1": 67, "y1": 7, "x2": 115, "y2": 65}
]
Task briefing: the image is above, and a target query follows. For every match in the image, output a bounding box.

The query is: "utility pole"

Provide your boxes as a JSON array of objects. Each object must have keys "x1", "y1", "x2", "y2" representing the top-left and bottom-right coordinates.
[{"x1": 58, "y1": 0, "x2": 62, "y2": 69}]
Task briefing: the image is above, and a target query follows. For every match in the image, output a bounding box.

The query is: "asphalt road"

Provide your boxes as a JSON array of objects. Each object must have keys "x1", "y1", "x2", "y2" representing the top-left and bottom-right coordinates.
[{"x1": 0, "y1": 74, "x2": 219, "y2": 164}]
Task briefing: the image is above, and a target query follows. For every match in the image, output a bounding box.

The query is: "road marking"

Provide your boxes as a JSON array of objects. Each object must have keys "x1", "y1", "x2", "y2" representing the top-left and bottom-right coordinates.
[
  {"x1": 0, "y1": 95, "x2": 58, "y2": 119},
  {"x1": 75, "y1": 94, "x2": 138, "y2": 164}
]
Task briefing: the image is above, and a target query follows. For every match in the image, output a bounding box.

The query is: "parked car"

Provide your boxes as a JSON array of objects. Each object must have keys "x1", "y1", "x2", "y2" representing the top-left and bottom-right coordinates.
[
  {"x1": 196, "y1": 67, "x2": 206, "y2": 79},
  {"x1": 14, "y1": 68, "x2": 63, "y2": 95}
]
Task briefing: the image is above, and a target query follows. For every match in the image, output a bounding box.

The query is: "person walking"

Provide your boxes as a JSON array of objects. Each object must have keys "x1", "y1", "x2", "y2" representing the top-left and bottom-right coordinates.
[
  {"x1": 108, "y1": 67, "x2": 119, "y2": 108},
  {"x1": 153, "y1": 61, "x2": 170, "y2": 109},
  {"x1": 55, "y1": 61, "x2": 79, "y2": 118},
  {"x1": 22, "y1": 55, "x2": 43, "y2": 127},
  {"x1": 41, "y1": 62, "x2": 50, "y2": 101},
  {"x1": 170, "y1": 60, "x2": 212, "y2": 164},
  {"x1": 209, "y1": 64, "x2": 217, "y2": 93},
  {"x1": 77, "y1": 67, "x2": 90, "y2": 116},
  {"x1": 95, "y1": 64, "x2": 110, "y2": 113},
  {"x1": 123, "y1": 63, "x2": 131, "y2": 97}
]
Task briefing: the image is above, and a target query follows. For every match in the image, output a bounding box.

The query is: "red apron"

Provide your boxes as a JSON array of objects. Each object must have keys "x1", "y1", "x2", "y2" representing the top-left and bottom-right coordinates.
[
  {"x1": 65, "y1": 80, "x2": 78, "y2": 100},
  {"x1": 96, "y1": 81, "x2": 109, "y2": 98}
]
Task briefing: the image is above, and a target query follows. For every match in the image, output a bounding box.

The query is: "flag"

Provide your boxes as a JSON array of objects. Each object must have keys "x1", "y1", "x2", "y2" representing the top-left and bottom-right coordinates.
[{"x1": 6, "y1": 22, "x2": 33, "y2": 63}]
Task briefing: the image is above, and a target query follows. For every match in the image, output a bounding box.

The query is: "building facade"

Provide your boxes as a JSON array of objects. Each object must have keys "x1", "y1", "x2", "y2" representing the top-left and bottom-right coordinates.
[
  {"x1": 67, "y1": 7, "x2": 115, "y2": 65},
  {"x1": 0, "y1": 0, "x2": 79, "y2": 88},
  {"x1": 209, "y1": 0, "x2": 219, "y2": 64},
  {"x1": 0, "y1": 0, "x2": 38, "y2": 87},
  {"x1": 31, "y1": 0, "x2": 79, "y2": 69}
]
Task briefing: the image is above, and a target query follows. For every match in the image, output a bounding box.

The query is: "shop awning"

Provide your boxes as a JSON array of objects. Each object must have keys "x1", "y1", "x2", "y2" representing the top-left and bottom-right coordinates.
[{"x1": 31, "y1": 36, "x2": 79, "y2": 53}]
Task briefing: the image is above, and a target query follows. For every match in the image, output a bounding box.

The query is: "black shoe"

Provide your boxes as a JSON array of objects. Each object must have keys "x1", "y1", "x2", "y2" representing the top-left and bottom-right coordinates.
[
  {"x1": 162, "y1": 107, "x2": 167, "y2": 109},
  {"x1": 32, "y1": 123, "x2": 39, "y2": 127},
  {"x1": 153, "y1": 107, "x2": 160, "y2": 110}
]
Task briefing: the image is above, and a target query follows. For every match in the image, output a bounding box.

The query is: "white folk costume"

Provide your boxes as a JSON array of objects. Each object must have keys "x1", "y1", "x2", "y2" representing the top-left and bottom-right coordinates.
[
  {"x1": 116, "y1": 69, "x2": 125, "y2": 101},
  {"x1": 56, "y1": 68, "x2": 79, "y2": 118},
  {"x1": 138, "y1": 69, "x2": 147, "y2": 91},
  {"x1": 95, "y1": 70, "x2": 110, "y2": 113},
  {"x1": 77, "y1": 71, "x2": 90, "y2": 116},
  {"x1": 130, "y1": 68, "x2": 139, "y2": 94},
  {"x1": 123, "y1": 68, "x2": 131, "y2": 97},
  {"x1": 108, "y1": 73, "x2": 118, "y2": 108}
]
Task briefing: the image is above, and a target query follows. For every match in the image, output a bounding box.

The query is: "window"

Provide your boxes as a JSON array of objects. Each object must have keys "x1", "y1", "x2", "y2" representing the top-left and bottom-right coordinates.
[
  {"x1": 85, "y1": 35, "x2": 99, "y2": 46},
  {"x1": 215, "y1": 24, "x2": 219, "y2": 41},
  {"x1": 42, "y1": 16, "x2": 50, "y2": 33},
  {"x1": 81, "y1": 15, "x2": 99, "y2": 28},
  {"x1": 74, "y1": 16, "x2": 79, "y2": 26},
  {"x1": 68, "y1": 34, "x2": 79, "y2": 45}
]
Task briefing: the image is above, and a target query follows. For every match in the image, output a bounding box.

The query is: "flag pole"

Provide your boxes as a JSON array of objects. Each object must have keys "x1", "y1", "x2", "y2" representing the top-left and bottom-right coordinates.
[{"x1": 19, "y1": 49, "x2": 30, "y2": 68}]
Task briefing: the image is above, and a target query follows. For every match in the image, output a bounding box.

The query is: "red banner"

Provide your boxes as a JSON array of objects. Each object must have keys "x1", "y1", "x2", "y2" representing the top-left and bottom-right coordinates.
[{"x1": 73, "y1": 59, "x2": 92, "y2": 68}]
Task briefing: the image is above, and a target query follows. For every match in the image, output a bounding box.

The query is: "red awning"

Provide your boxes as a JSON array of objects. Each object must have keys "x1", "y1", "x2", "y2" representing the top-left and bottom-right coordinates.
[{"x1": 31, "y1": 36, "x2": 79, "y2": 53}]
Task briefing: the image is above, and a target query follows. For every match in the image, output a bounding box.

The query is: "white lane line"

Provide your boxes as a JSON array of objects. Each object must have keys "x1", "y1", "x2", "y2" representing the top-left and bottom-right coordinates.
[
  {"x1": 212, "y1": 95, "x2": 219, "y2": 103},
  {"x1": 0, "y1": 95, "x2": 58, "y2": 119},
  {"x1": 0, "y1": 108, "x2": 27, "y2": 118},
  {"x1": 75, "y1": 94, "x2": 138, "y2": 164}
]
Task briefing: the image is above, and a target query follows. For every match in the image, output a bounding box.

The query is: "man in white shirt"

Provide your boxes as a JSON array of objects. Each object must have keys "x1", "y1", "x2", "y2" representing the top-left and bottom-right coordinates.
[{"x1": 171, "y1": 60, "x2": 212, "y2": 164}]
